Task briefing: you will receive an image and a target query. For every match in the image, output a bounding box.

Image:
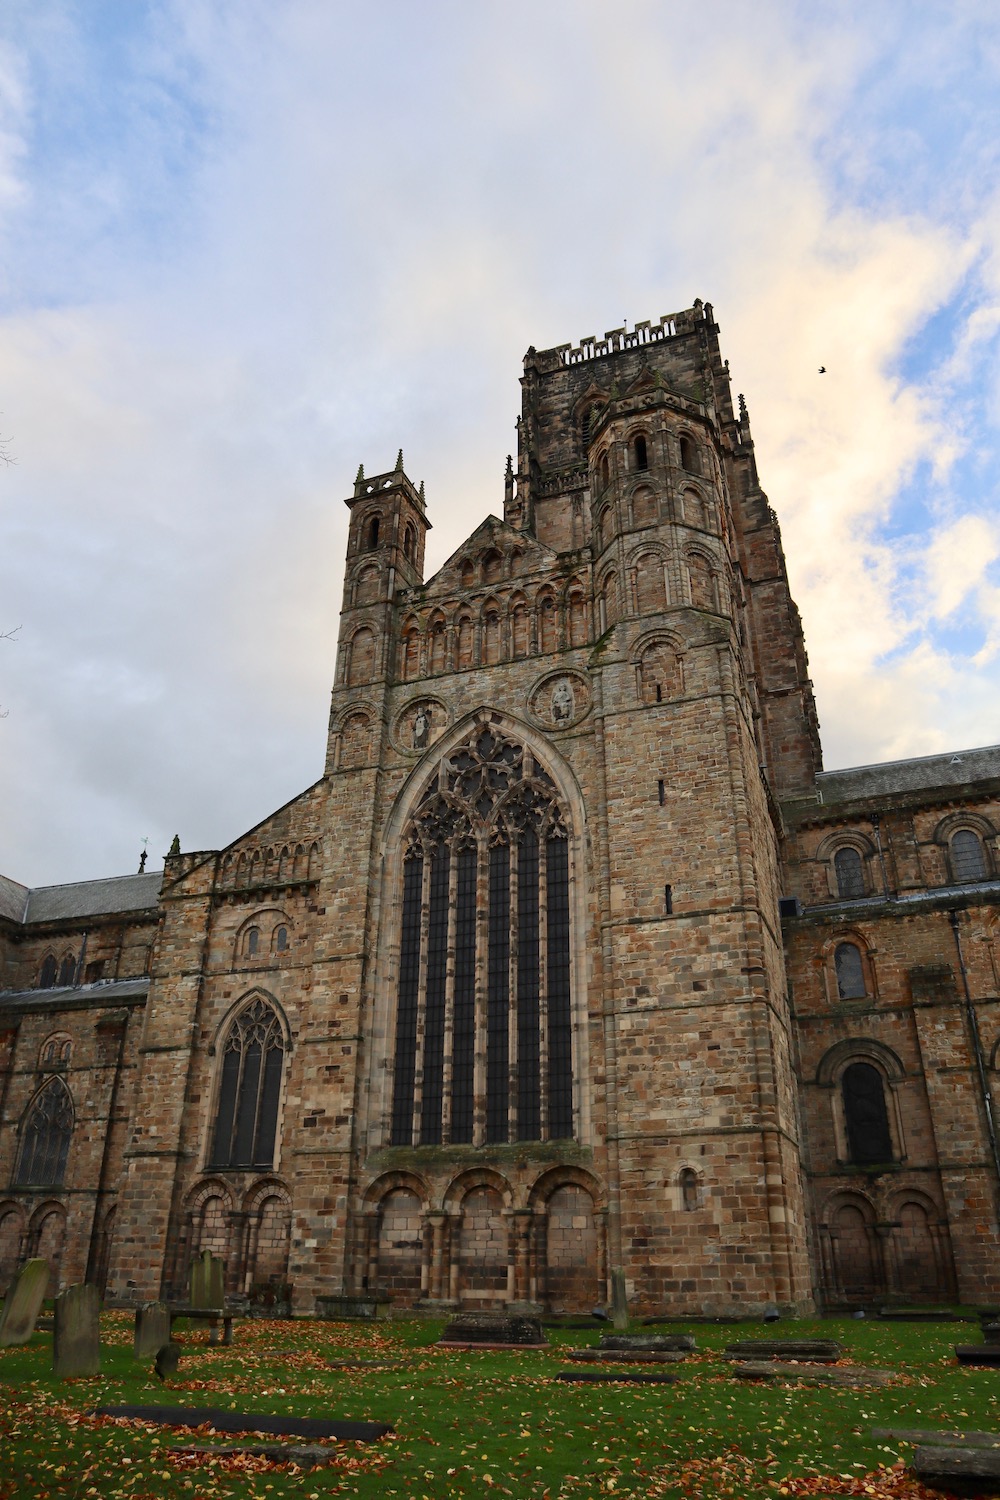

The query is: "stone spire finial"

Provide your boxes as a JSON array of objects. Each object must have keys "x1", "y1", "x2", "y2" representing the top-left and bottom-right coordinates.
[
  {"x1": 419, "y1": 480, "x2": 425, "y2": 501},
  {"x1": 395, "y1": 449, "x2": 404, "y2": 472},
  {"x1": 738, "y1": 393, "x2": 749, "y2": 423},
  {"x1": 168, "y1": 835, "x2": 180, "y2": 857},
  {"x1": 355, "y1": 463, "x2": 364, "y2": 483}
]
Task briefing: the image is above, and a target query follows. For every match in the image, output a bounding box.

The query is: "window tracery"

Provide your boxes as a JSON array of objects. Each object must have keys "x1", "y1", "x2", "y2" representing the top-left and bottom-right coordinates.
[
  {"x1": 209, "y1": 998, "x2": 284, "y2": 1170},
  {"x1": 15, "y1": 1078, "x2": 73, "y2": 1187},
  {"x1": 390, "y1": 726, "x2": 573, "y2": 1149}
]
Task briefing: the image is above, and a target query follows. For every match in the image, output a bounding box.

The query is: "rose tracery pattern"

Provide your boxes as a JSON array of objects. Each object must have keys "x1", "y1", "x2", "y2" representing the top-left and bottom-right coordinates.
[{"x1": 391, "y1": 726, "x2": 573, "y2": 1149}]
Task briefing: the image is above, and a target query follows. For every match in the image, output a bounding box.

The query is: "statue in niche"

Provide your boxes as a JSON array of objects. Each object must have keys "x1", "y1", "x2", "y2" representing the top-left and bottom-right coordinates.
[
  {"x1": 413, "y1": 706, "x2": 431, "y2": 749},
  {"x1": 551, "y1": 678, "x2": 575, "y2": 724}
]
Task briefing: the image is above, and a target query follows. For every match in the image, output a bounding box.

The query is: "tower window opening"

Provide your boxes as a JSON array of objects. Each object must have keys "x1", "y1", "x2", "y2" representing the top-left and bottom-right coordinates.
[
  {"x1": 679, "y1": 435, "x2": 698, "y2": 474},
  {"x1": 600, "y1": 454, "x2": 610, "y2": 490},
  {"x1": 655, "y1": 683, "x2": 662, "y2": 702},
  {"x1": 664, "y1": 884, "x2": 673, "y2": 915},
  {"x1": 365, "y1": 515, "x2": 380, "y2": 550},
  {"x1": 403, "y1": 522, "x2": 416, "y2": 562},
  {"x1": 658, "y1": 779, "x2": 665, "y2": 805},
  {"x1": 633, "y1": 434, "x2": 648, "y2": 471}
]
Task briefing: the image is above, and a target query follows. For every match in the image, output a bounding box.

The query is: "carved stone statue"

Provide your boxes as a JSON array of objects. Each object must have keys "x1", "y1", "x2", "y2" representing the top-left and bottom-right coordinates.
[
  {"x1": 413, "y1": 706, "x2": 430, "y2": 749},
  {"x1": 551, "y1": 678, "x2": 574, "y2": 723}
]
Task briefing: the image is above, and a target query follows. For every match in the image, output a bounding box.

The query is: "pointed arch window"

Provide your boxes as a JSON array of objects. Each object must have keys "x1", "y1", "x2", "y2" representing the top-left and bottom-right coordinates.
[
  {"x1": 209, "y1": 998, "x2": 285, "y2": 1169},
  {"x1": 15, "y1": 1078, "x2": 73, "y2": 1186},
  {"x1": 390, "y1": 726, "x2": 574, "y2": 1148},
  {"x1": 39, "y1": 955, "x2": 58, "y2": 989}
]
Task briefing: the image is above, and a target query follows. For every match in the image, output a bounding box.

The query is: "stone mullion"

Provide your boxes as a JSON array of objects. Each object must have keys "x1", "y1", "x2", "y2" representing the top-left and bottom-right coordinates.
[
  {"x1": 538, "y1": 822, "x2": 551, "y2": 1140},
  {"x1": 410, "y1": 854, "x2": 432, "y2": 1147},
  {"x1": 439, "y1": 844, "x2": 459, "y2": 1145},
  {"x1": 508, "y1": 838, "x2": 520, "y2": 1143},
  {"x1": 473, "y1": 835, "x2": 489, "y2": 1148}
]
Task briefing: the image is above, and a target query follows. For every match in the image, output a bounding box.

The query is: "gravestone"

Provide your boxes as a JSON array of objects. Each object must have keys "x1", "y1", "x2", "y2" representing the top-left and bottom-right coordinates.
[
  {"x1": 873, "y1": 1427, "x2": 1000, "y2": 1449},
  {"x1": 600, "y1": 1334, "x2": 696, "y2": 1352},
  {"x1": 53, "y1": 1283, "x2": 101, "y2": 1378},
  {"x1": 724, "y1": 1338, "x2": 843, "y2": 1363},
  {"x1": 555, "y1": 1369, "x2": 678, "y2": 1385},
  {"x1": 189, "y1": 1250, "x2": 224, "y2": 1310},
  {"x1": 134, "y1": 1301, "x2": 171, "y2": 1360},
  {"x1": 610, "y1": 1269, "x2": 628, "y2": 1331},
  {"x1": 0, "y1": 1259, "x2": 50, "y2": 1348},
  {"x1": 913, "y1": 1444, "x2": 1000, "y2": 1492},
  {"x1": 172, "y1": 1443, "x2": 334, "y2": 1469},
  {"x1": 734, "y1": 1361, "x2": 893, "y2": 1387},
  {"x1": 955, "y1": 1344, "x2": 1000, "y2": 1367},
  {"x1": 439, "y1": 1311, "x2": 547, "y2": 1347},
  {"x1": 95, "y1": 1405, "x2": 393, "y2": 1442},
  {"x1": 567, "y1": 1349, "x2": 687, "y2": 1364}
]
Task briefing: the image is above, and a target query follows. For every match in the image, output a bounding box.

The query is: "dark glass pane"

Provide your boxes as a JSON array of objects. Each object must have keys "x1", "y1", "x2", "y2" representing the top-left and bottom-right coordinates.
[
  {"x1": 834, "y1": 848, "x2": 864, "y2": 900},
  {"x1": 211, "y1": 1048, "x2": 241, "y2": 1166},
  {"x1": 420, "y1": 848, "x2": 450, "y2": 1144},
  {"x1": 843, "y1": 1062, "x2": 892, "y2": 1163},
  {"x1": 835, "y1": 942, "x2": 866, "y2": 1000},
  {"x1": 16, "y1": 1082, "x2": 72, "y2": 1186},
  {"x1": 516, "y1": 830, "x2": 540, "y2": 1141},
  {"x1": 232, "y1": 1042, "x2": 262, "y2": 1165},
  {"x1": 40, "y1": 956, "x2": 57, "y2": 988},
  {"x1": 255, "y1": 1043, "x2": 284, "y2": 1165},
  {"x1": 487, "y1": 842, "x2": 510, "y2": 1143},
  {"x1": 58, "y1": 956, "x2": 76, "y2": 986},
  {"x1": 952, "y1": 830, "x2": 986, "y2": 882},
  {"x1": 634, "y1": 435, "x2": 648, "y2": 470},
  {"x1": 450, "y1": 847, "x2": 477, "y2": 1143},
  {"x1": 546, "y1": 836, "x2": 573, "y2": 1138},
  {"x1": 391, "y1": 856, "x2": 423, "y2": 1145}
]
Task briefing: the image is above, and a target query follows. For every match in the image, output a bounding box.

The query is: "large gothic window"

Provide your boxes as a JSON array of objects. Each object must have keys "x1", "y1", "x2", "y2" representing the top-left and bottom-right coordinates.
[
  {"x1": 15, "y1": 1078, "x2": 73, "y2": 1186},
  {"x1": 209, "y1": 998, "x2": 284, "y2": 1169},
  {"x1": 842, "y1": 1061, "x2": 893, "y2": 1164},
  {"x1": 390, "y1": 726, "x2": 573, "y2": 1148}
]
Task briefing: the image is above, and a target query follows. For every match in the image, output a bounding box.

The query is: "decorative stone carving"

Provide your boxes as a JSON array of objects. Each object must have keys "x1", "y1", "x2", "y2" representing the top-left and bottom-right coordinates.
[
  {"x1": 392, "y1": 698, "x2": 449, "y2": 756},
  {"x1": 528, "y1": 672, "x2": 590, "y2": 730}
]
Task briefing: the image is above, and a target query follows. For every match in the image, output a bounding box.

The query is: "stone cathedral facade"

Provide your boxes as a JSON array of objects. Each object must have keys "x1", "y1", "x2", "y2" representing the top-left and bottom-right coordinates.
[{"x1": 3, "y1": 301, "x2": 1000, "y2": 1317}]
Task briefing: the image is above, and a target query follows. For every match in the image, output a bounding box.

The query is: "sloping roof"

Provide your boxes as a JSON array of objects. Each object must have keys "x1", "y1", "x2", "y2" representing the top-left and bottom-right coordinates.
[
  {"x1": 0, "y1": 875, "x2": 29, "y2": 923},
  {"x1": 816, "y1": 744, "x2": 1000, "y2": 807},
  {"x1": 21, "y1": 871, "x2": 163, "y2": 924}
]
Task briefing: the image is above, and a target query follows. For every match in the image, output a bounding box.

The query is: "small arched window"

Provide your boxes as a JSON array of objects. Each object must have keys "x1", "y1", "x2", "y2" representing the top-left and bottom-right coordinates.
[
  {"x1": 58, "y1": 955, "x2": 76, "y2": 987},
  {"x1": 600, "y1": 454, "x2": 610, "y2": 490},
  {"x1": 834, "y1": 848, "x2": 865, "y2": 900},
  {"x1": 679, "y1": 435, "x2": 699, "y2": 474},
  {"x1": 245, "y1": 926, "x2": 260, "y2": 957},
  {"x1": 209, "y1": 998, "x2": 285, "y2": 1169},
  {"x1": 403, "y1": 522, "x2": 416, "y2": 562},
  {"x1": 274, "y1": 925, "x2": 288, "y2": 952},
  {"x1": 842, "y1": 1061, "x2": 893, "y2": 1164},
  {"x1": 40, "y1": 955, "x2": 58, "y2": 989},
  {"x1": 365, "y1": 515, "x2": 380, "y2": 551},
  {"x1": 632, "y1": 434, "x2": 648, "y2": 471},
  {"x1": 15, "y1": 1078, "x2": 73, "y2": 1186},
  {"x1": 680, "y1": 1168, "x2": 699, "y2": 1211},
  {"x1": 951, "y1": 829, "x2": 987, "y2": 883},
  {"x1": 834, "y1": 941, "x2": 866, "y2": 1000}
]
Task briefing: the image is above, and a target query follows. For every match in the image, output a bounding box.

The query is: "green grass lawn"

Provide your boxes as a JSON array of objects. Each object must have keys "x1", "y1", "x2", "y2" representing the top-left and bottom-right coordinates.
[{"x1": 1, "y1": 1311, "x2": 997, "y2": 1498}]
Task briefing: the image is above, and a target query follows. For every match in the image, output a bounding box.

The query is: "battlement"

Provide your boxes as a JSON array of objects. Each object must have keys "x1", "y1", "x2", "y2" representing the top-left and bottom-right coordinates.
[{"x1": 531, "y1": 303, "x2": 716, "y2": 372}]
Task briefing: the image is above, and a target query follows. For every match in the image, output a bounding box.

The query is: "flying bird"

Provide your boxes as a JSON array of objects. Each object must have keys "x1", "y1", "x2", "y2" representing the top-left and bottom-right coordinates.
[{"x1": 818, "y1": 366, "x2": 827, "y2": 374}]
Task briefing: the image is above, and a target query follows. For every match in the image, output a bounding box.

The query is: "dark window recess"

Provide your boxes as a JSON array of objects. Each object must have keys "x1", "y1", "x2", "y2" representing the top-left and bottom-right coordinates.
[
  {"x1": 208, "y1": 997, "x2": 284, "y2": 1169},
  {"x1": 680, "y1": 1168, "x2": 699, "y2": 1210},
  {"x1": 450, "y1": 846, "x2": 477, "y2": 1143},
  {"x1": 842, "y1": 1061, "x2": 893, "y2": 1163},
  {"x1": 547, "y1": 835, "x2": 573, "y2": 1139},
  {"x1": 633, "y1": 434, "x2": 648, "y2": 470},
  {"x1": 246, "y1": 927, "x2": 259, "y2": 957},
  {"x1": 834, "y1": 847, "x2": 865, "y2": 899},
  {"x1": 516, "y1": 831, "x2": 541, "y2": 1141},
  {"x1": 658, "y1": 779, "x2": 665, "y2": 805},
  {"x1": 15, "y1": 1078, "x2": 73, "y2": 1186},
  {"x1": 85, "y1": 960, "x2": 105, "y2": 983},
  {"x1": 366, "y1": 515, "x2": 380, "y2": 550},
  {"x1": 486, "y1": 841, "x2": 511, "y2": 1143},
  {"x1": 58, "y1": 955, "x2": 76, "y2": 986},
  {"x1": 679, "y1": 435, "x2": 698, "y2": 473},
  {"x1": 952, "y1": 829, "x2": 987, "y2": 882},
  {"x1": 39, "y1": 955, "x2": 57, "y2": 989},
  {"x1": 664, "y1": 884, "x2": 673, "y2": 915},
  {"x1": 275, "y1": 925, "x2": 288, "y2": 952},
  {"x1": 655, "y1": 683, "x2": 662, "y2": 702},
  {"x1": 390, "y1": 856, "x2": 423, "y2": 1145},
  {"x1": 834, "y1": 942, "x2": 866, "y2": 1000},
  {"x1": 419, "y1": 847, "x2": 450, "y2": 1145}
]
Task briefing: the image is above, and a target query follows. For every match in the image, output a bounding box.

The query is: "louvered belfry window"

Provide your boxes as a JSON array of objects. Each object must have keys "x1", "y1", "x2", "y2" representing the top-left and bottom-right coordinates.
[
  {"x1": 210, "y1": 998, "x2": 284, "y2": 1169},
  {"x1": 390, "y1": 726, "x2": 574, "y2": 1146}
]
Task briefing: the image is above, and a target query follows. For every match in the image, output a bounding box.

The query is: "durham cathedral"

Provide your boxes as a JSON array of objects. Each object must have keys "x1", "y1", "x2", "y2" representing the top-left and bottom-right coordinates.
[{"x1": 3, "y1": 301, "x2": 1000, "y2": 1318}]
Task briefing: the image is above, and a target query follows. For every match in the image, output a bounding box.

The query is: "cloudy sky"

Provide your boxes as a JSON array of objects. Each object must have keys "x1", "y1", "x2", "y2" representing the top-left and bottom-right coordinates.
[{"x1": 1, "y1": 1, "x2": 999, "y2": 887}]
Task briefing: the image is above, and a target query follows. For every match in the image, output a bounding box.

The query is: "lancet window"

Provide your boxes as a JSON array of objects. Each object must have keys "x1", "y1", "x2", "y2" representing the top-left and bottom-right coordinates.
[
  {"x1": 390, "y1": 726, "x2": 574, "y2": 1148},
  {"x1": 15, "y1": 1078, "x2": 73, "y2": 1187},
  {"x1": 209, "y1": 998, "x2": 284, "y2": 1169}
]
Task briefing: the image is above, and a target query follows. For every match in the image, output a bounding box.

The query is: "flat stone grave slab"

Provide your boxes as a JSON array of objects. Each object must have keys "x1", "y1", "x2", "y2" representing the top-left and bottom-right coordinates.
[
  {"x1": 173, "y1": 1442, "x2": 334, "y2": 1469},
  {"x1": 982, "y1": 1323, "x2": 1000, "y2": 1344},
  {"x1": 0, "y1": 1259, "x2": 50, "y2": 1347},
  {"x1": 326, "y1": 1358, "x2": 405, "y2": 1370},
  {"x1": 878, "y1": 1306, "x2": 959, "y2": 1321},
  {"x1": 315, "y1": 1295, "x2": 390, "y2": 1321},
  {"x1": 734, "y1": 1361, "x2": 894, "y2": 1387},
  {"x1": 95, "y1": 1405, "x2": 393, "y2": 1442},
  {"x1": 567, "y1": 1349, "x2": 687, "y2": 1364},
  {"x1": 554, "y1": 1370, "x2": 679, "y2": 1385},
  {"x1": 724, "y1": 1339, "x2": 843, "y2": 1363},
  {"x1": 914, "y1": 1444, "x2": 1000, "y2": 1494},
  {"x1": 600, "y1": 1334, "x2": 696, "y2": 1352},
  {"x1": 955, "y1": 1345, "x2": 1000, "y2": 1366},
  {"x1": 873, "y1": 1428, "x2": 1000, "y2": 1449},
  {"x1": 53, "y1": 1283, "x2": 101, "y2": 1378},
  {"x1": 439, "y1": 1312, "x2": 547, "y2": 1348}
]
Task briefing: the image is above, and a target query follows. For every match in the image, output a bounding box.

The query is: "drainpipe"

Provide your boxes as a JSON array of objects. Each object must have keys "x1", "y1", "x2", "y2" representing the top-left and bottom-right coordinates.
[
  {"x1": 870, "y1": 814, "x2": 891, "y2": 899},
  {"x1": 948, "y1": 909, "x2": 1000, "y2": 1230}
]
